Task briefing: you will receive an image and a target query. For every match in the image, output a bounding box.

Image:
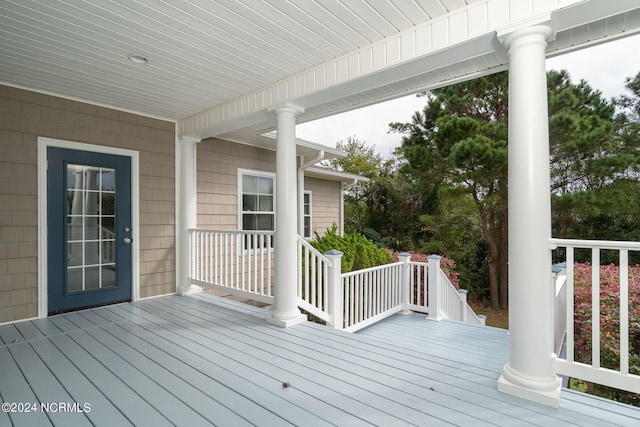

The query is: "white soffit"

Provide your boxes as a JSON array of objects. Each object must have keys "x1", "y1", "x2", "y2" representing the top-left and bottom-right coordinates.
[
  {"x1": 0, "y1": 0, "x2": 479, "y2": 121},
  {"x1": 1, "y1": 0, "x2": 639, "y2": 136}
]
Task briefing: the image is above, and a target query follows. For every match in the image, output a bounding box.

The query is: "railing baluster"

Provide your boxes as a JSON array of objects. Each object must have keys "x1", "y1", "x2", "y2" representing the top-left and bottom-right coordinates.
[
  {"x1": 621, "y1": 249, "x2": 629, "y2": 375},
  {"x1": 592, "y1": 249, "x2": 601, "y2": 369},
  {"x1": 566, "y1": 247, "x2": 574, "y2": 363}
]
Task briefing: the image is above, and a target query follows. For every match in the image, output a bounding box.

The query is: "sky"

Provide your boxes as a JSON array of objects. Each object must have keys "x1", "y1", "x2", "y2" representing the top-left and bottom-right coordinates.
[{"x1": 296, "y1": 33, "x2": 640, "y2": 158}]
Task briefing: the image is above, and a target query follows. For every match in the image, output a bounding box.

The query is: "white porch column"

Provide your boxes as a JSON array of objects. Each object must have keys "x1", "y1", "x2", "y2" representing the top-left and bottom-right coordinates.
[
  {"x1": 266, "y1": 104, "x2": 308, "y2": 327},
  {"x1": 497, "y1": 24, "x2": 561, "y2": 407},
  {"x1": 177, "y1": 136, "x2": 202, "y2": 296}
]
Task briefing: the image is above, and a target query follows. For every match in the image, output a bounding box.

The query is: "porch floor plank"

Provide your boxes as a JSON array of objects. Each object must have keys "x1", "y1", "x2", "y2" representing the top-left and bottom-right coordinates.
[
  {"x1": 2, "y1": 294, "x2": 640, "y2": 426},
  {"x1": 7, "y1": 342, "x2": 92, "y2": 427},
  {"x1": 0, "y1": 346, "x2": 53, "y2": 427},
  {"x1": 29, "y1": 338, "x2": 133, "y2": 427},
  {"x1": 148, "y1": 298, "x2": 511, "y2": 426},
  {"x1": 134, "y1": 298, "x2": 451, "y2": 426}
]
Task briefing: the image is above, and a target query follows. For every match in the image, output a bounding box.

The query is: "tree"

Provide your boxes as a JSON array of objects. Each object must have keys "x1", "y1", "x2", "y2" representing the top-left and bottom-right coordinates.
[
  {"x1": 325, "y1": 136, "x2": 382, "y2": 234},
  {"x1": 390, "y1": 72, "x2": 509, "y2": 309},
  {"x1": 551, "y1": 71, "x2": 640, "y2": 247},
  {"x1": 390, "y1": 70, "x2": 623, "y2": 309}
]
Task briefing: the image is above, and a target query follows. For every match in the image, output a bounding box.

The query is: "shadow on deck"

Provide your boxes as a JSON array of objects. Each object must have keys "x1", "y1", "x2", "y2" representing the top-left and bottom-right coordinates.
[{"x1": 1, "y1": 293, "x2": 639, "y2": 426}]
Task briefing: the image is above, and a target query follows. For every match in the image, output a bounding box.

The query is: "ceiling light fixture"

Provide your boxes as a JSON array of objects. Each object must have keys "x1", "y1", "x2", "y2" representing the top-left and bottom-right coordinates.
[{"x1": 127, "y1": 53, "x2": 149, "y2": 65}]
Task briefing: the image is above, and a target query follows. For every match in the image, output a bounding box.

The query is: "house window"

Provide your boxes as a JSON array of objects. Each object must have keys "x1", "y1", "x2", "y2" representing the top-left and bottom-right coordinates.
[
  {"x1": 239, "y1": 169, "x2": 275, "y2": 235},
  {"x1": 303, "y1": 191, "x2": 312, "y2": 239}
]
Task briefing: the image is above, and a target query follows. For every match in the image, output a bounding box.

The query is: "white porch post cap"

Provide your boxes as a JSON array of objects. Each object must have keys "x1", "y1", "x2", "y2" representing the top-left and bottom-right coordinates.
[
  {"x1": 179, "y1": 135, "x2": 201, "y2": 144},
  {"x1": 496, "y1": 15, "x2": 554, "y2": 45},
  {"x1": 267, "y1": 102, "x2": 305, "y2": 115}
]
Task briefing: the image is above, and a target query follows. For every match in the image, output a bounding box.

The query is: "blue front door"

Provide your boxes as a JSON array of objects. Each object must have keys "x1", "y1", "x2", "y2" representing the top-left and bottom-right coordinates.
[{"x1": 47, "y1": 147, "x2": 133, "y2": 313}]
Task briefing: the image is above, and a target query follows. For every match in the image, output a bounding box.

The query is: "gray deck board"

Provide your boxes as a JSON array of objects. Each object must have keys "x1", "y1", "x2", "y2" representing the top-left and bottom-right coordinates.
[
  {"x1": 7, "y1": 343, "x2": 92, "y2": 427},
  {"x1": 0, "y1": 347, "x2": 52, "y2": 426},
  {"x1": 2, "y1": 294, "x2": 640, "y2": 426},
  {"x1": 144, "y1": 298, "x2": 511, "y2": 426},
  {"x1": 12, "y1": 321, "x2": 45, "y2": 341},
  {"x1": 0, "y1": 324, "x2": 23, "y2": 346},
  {"x1": 29, "y1": 338, "x2": 133, "y2": 427},
  {"x1": 48, "y1": 333, "x2": 173, "y2": 427},
  {"x1": 158, "y1": 298, "x2": 572, "y2": 426},
  {"x1": 133, "y1": 299, "x2": 451, "y2": 426}
]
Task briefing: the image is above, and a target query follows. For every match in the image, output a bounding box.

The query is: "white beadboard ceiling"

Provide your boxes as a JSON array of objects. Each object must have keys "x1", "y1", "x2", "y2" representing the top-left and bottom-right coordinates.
[{"x1": 1, "y1": 0, "x2": 639, "y2": 139}]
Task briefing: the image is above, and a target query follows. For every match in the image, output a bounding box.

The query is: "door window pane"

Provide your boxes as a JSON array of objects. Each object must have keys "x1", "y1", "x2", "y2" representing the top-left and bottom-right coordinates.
[{"x1": 65, "y1": 164, "x2": 117, "y2": 292}]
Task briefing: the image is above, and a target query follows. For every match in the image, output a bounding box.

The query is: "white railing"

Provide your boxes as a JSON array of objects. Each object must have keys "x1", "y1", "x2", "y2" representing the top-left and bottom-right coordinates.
[
  {"x1": 341, "y1": 262, "x2": 404, "y2": 332},
  {"x1": 297, "y1": 237, "x2": 331, "y2": 323},
  {"x1": 189, "y1": 230, "x2": 483, "y2": 332},
  {"x1": 302, "y1": 251, "x2": 483, "y2": 332},
  {"x1": 550, "y1": 238, "x2": 640, "y2": 394},
  {"x1": 189, "y1": 229, "x2": 275, "y2": 304}
]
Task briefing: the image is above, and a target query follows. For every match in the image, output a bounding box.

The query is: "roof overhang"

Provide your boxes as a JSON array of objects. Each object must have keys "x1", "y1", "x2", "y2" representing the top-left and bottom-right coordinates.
[
  {"x1": 304, "y1": 166, "x2": 369, "y2": 184},
  {"x1": 2, "y1": 0, "x2": 639, "y2": 141}
]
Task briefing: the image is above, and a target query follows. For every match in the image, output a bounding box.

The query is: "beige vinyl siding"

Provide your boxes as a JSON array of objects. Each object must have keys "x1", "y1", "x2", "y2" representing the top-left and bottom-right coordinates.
[
  {"x1": 304, "y1": 177, "x2": 341, "y2": 237},
  {"x1": 197, "y1": 139, "x2": 343, "y2": 239},
  {"x1": 0, "y1": 85, "x2": 176, "y2": 322},
  {"x1": 197, "y1": 138, "x2": 276, "y2": 229}
]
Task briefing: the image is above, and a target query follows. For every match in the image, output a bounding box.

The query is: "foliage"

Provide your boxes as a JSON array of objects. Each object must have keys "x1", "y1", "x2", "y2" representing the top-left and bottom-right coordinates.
[
  {"x1": 390, "y1": 71, "x2": 510, "y2": 309},
  {"x1": 550, "y1": 71, "x2": 640, "y2": 245},
  {"x1": 387, "y1": 250, "x2": 460, "y2": 289},
  {"x1": 572, "y1": 262, "x2": 640, "y2": 405},
  {"x1": 310, "y1": 226, "x2": 392, "y2": 273}
]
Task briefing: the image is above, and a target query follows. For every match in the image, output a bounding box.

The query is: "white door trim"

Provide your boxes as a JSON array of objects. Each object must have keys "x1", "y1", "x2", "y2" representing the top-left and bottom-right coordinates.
[{"x1": 37, "y1": 137, "x2": 140, "y2": 318}]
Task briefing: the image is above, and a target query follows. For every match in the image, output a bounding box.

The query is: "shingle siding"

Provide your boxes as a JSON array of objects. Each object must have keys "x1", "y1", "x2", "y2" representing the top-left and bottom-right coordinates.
[
  {"x1": 0, "y1": 85, "x2": 176, "y2": 322},
  {"x1": 196, "y1": 138, "x2": 343, "y2": 238}
]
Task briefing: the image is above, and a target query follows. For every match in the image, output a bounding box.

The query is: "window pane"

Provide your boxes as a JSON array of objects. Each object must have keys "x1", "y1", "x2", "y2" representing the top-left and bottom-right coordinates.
[
  {"x1": 243, "y1": 194, "x2": 258, "y2": 211},
  {"x1": 243, "y1": 214, "x2": 257, "y2": 230},
  {"x1": 304, "y1": 217, "x2": 311, "y2": 238},
  {"x1": 258, "y1": 176, "x2": 273, "y2": 194},
  {"x1": 258, "y1": 195, "x2": 273, "y2": 211},
  {"x1": 243, "y1": 175, "x2": 258, "y2": 193},
  {"x1": 257, "y1": 214, "x2": 274, "y2": 231},
  {"x1": 101, "y1": 193, "x2": 115, "y2": 215},
  {"x1": 100, "y1": 169, "x2": 116, "y2": 192}
]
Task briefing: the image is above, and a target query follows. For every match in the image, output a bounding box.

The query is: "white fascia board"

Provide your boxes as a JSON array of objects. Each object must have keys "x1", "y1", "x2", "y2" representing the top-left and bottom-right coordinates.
[{"x1": 304, "y1": 166, "x2": 369, "y2": 183}]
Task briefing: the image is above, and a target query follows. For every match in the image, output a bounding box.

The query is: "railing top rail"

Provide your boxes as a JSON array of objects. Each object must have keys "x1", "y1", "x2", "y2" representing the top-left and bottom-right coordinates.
[
  {"x1": 549, "y1": 238, "x2": 640, "y2": 251},
  {"x1": 408, "y1": 261, "x2": 429, "y2": 267},
  {"x1": 341, "y1": 261, "x2": 403, "y2": 278},
  {"x1": 189, "y1": 228, "x2": 275, "y2": 236},
  {"x1": 297, "y1": 235, "x2": 331, "y2": 264}
]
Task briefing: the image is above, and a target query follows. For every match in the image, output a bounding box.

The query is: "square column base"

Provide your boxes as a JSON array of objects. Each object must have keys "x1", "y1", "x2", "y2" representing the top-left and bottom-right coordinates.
[
  {"x1": 177, "y1": 284, "x2": 203, "y2": 296},
  {"x1": 497, "y1": 374, "x2": 561, "y2": 408},
  {"x1": 265, "y1": 313, "x2": 308, "y2": 328}
]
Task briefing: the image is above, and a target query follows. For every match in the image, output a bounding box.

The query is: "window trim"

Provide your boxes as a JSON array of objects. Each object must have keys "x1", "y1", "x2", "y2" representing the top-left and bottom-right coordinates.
[
  {"x1": 303, "y1": 190, "x2": 312, "y2": 239},
  {"x1": 237, "y1": 169, "x2": 276, "y2": 249}
]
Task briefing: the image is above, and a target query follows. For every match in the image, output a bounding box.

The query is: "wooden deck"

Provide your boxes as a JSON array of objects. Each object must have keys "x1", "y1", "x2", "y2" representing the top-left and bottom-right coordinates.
[{"x1": 1, "y1": 294, "x2": 640, "y2": 426}]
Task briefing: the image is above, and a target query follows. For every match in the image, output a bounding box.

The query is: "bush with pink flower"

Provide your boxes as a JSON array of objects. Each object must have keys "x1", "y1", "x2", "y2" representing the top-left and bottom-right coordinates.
[{"x1": 572, "y1": 262, "x2": 640, "y2": 405}]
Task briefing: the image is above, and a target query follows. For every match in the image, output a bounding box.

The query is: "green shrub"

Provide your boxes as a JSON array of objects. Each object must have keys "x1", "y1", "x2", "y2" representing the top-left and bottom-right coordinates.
[{"x1": 311, "y1": 226, "x2": 392, "y2": 273}]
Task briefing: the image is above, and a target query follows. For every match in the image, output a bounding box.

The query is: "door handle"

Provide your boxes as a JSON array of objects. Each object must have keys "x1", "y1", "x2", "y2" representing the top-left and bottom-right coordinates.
[{"x1": 123, "y1": 237, "x2": 132, "y2": 244}]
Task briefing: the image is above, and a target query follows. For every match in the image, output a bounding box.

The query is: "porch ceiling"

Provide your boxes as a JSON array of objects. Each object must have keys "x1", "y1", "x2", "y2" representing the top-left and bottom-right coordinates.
[{"x1": 2, "y1": 0, "x2": 640, "y2": 139}]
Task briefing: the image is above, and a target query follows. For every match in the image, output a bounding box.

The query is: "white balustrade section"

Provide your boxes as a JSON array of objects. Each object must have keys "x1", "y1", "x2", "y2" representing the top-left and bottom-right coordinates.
[
  {"x1": 550, "y1": 238, "x2": 640, "y2": 394},
  {"x1": 189, "y1": 229, "x2": 275, "y2": 304},
  {"x1": 342, "y1": 262, "x2": 404, "y2": 332},
  {"x1": 190, "y1": 229, "x2": 483, "y2": 332},
  {"x1": 297, "y1": 236, "x2": 331, "y2": 323}
]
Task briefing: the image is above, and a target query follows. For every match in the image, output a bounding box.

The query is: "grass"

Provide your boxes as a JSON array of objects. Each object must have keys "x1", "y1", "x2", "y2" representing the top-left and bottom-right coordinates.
[{"x1": 469, "y1": 300, "x2": 509, "y2": 329}]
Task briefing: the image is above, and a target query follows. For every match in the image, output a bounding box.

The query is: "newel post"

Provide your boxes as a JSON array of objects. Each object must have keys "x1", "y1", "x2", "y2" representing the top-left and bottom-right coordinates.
[
  {"x1": 427, "y1": 255, "x2": 442, "y2": 321},
  {"x1": 458, "y1": 289, "x2": 469, "y2": 323},
  {"x1": 325, "y1": 249, "x2": 344, "y2": 330},
  {"x1": 399, "y1": 252, "x2": 412, "y2": 314}
]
